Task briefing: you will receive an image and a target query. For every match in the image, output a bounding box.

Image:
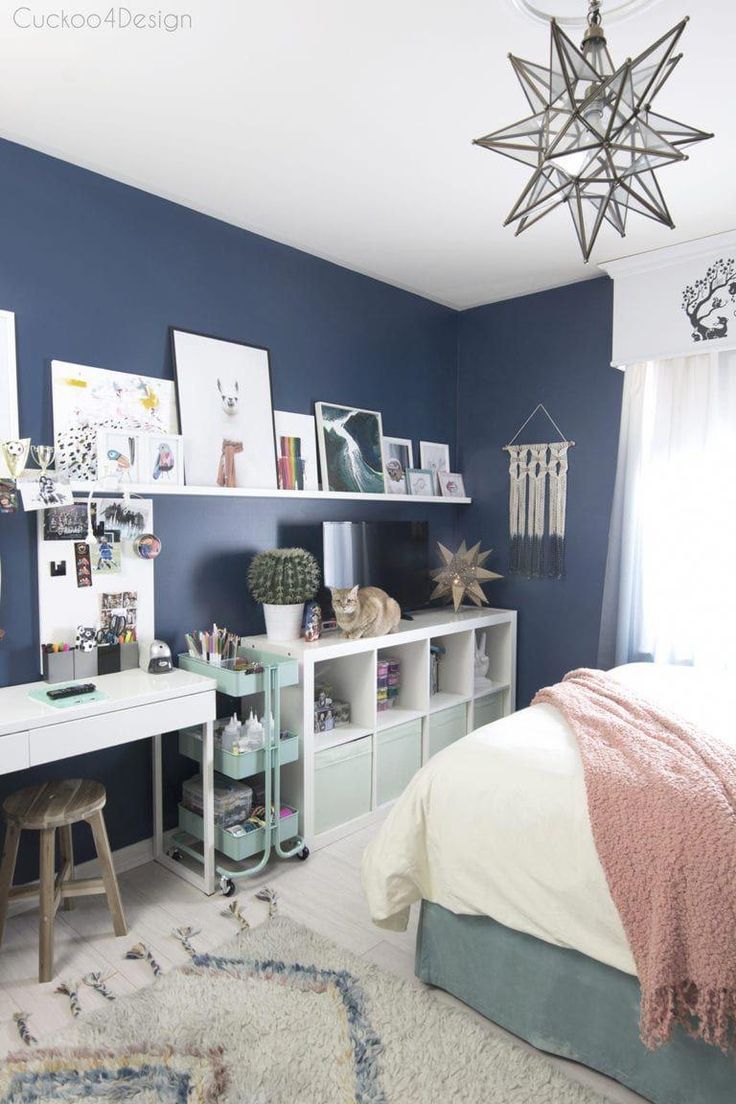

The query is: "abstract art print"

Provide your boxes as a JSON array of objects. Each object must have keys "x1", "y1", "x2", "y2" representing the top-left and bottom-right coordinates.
[
  {"x1": 171, "y1": 328, "x2": 277, "y2": 489},
  {"x1": 274, "y1": 411, "x2": 319, "y2": 491},
  {"x1": 382, "y1": 436, "x2": 414, "y2": 495},
  {"x1": 315, "y1": 402, "x2": 386, "y2": 494},
  {"x1": 419, "y1": 441, "x2": 450, "y2": 495},
  {"x1": 52, "y1": 361, "x2": 178, "y2": 482}
]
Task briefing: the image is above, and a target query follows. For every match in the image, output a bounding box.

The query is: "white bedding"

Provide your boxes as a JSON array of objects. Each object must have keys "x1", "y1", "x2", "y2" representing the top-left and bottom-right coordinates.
[{"x1": 362, "y1": 663, "x2": 732, "y2": 977}]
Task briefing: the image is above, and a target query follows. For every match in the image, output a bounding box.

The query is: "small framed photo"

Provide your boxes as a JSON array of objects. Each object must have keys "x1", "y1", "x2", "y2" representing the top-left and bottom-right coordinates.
[
  {"x1": 139, "y1": 432, "x2": 184, "y2": 485},
  {"x1": 438, "y1": 471, "x2": 466, "y2": 498},
  {"x1": 419, "y1": 441, "x2": 450, "y2": 494},
  {"x1": 382, "y1": 436, "x2": 414, "y2": 495},
  {"x1": 96, "y1": 430, "x2": 141, "y2": 483},
  {"x1": 406, "y1": 468, "x2": 435, "y2": 497}
]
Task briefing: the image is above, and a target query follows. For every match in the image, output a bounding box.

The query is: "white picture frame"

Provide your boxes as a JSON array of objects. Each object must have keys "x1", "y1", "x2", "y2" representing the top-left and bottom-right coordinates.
[
  {"x1": 315, "y1": 401, "x2": 387, "y2": 494},
  {"x1": 171, "y1": 328, "x2": 277, "y2": 490},
  {"x1": 96, "y1": 429, "x2": 142, "y2": 484},
  {"x1": 419, "y1": 441, "x2": 450, "y2": 494},
  {"x1": 273, "y1": 411, "x2": 320, "y2": 492},
  {"x1": 438, "y1": 471, "x2": 466, "y2": 498},
  {"x1": 0, "y1": 310, "x2": 19, "y2": 478},
  {"x1": 138, "y1": 431, "x2": 185, "y2": 486},
  {"x1": 406, "y1": 468, "x2": 435, "y2": 497},
  {"x1": 382, "y1": 436, "x2": 414, "y2": 495}
]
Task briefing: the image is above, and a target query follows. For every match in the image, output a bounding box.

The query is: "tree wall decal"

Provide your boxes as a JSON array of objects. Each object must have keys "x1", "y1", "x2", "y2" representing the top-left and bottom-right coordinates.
[{"x1": 681, "y1": 257, "x2": 736, "y2": 342}]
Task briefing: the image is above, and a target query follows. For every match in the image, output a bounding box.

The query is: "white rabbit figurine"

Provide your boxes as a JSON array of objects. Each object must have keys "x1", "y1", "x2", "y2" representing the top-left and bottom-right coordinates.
[{"x1": 474, "y1": 632, "x2": 490, "y2": 684}]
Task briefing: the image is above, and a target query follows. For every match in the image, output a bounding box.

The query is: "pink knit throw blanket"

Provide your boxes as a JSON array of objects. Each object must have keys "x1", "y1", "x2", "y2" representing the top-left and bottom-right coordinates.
[{"x1": 533, "y1": 668, "x2": 736, "y2": 1052}]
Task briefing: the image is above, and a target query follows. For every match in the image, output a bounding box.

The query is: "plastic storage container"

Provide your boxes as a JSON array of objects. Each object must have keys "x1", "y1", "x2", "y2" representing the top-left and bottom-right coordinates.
[
  {"x1": 473, "y1": 692, "x2": 505, "y2": 730},
  {"x1": 182, "y1": 772, "x2": 253, "y2": 828},
  {"x1": 377, "y1": 719, "x2": 421, "y2": 805},
  {"x1": 428, "y1": 703, "x2": 467, "y2": 758},
  {"x1": 314, "y1": 735, "x2": 372, "y2": 835}
]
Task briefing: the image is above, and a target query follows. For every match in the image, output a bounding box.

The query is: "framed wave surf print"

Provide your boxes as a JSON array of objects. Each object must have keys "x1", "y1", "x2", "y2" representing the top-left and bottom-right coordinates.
[{"x1": 315, "y1": 402, "x2": 387, "y2": 495}]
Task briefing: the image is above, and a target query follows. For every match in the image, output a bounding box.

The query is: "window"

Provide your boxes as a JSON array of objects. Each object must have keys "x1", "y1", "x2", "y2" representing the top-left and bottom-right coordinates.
[{"x1": 599, "y1": 350, "x2": 736, "y2": 674}]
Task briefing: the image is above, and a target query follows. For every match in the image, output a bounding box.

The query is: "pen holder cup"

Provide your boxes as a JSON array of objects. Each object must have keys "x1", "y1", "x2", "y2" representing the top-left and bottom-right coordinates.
[
  {"x1": 43, "y1": 650, "x2": 75, "y2": 684},
  {"x1": 120, "y1": 642, "x2": 139, "y2": 671},
  {"x1": 96, "y1": 644, "x2": 120, "y2": 676},
  {"x1": 73, "y1": 648, "x2": 98, "y2": 680}
]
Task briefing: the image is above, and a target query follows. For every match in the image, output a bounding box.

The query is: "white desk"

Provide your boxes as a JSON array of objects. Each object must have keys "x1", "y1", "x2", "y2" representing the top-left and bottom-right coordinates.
[{"x1": 0, "y1": 668, "x2": 218, "y2": 894}]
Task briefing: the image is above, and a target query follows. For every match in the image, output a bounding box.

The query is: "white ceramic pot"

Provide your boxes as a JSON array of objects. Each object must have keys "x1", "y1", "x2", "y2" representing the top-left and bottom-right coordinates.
[{"x1": 263, "y1": 602, "x2": 304, "y2": 642}]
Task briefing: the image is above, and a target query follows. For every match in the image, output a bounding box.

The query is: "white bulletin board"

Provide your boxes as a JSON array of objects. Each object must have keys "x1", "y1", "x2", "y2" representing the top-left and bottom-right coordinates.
[{"x1": 36, "y1": 497, "x2": 155, "y2": 671}]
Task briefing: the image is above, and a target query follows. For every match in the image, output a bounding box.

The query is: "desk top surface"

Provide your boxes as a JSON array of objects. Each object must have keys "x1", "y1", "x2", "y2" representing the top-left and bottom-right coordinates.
[{"x1": 0, "y1": 667, "x2": 217, "y2": 736}]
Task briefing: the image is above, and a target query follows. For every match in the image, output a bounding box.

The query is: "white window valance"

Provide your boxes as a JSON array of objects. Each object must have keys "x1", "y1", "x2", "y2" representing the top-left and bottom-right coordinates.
[{"x1": 599, "y1": 230, "x2": 736, "y2": 368}]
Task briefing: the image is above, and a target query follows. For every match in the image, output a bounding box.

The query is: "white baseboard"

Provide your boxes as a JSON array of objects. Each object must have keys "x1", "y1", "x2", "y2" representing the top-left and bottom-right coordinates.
[{"x1": 8, "y1": 835, "x2": 154, "y2": 920}]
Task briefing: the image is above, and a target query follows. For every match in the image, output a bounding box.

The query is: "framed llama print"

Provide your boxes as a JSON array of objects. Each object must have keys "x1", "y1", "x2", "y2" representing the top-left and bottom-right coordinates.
[
  {"x1": 171, "y1": 328, "x2": 277, "y2": 489},
  {"x1": 315, "y1": 402, "x2": 386, "y2": 494}
]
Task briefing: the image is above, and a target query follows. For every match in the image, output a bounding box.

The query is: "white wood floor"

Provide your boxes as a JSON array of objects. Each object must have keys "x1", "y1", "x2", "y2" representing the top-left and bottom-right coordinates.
[{"x1": 0, "y1": 824, "x2": 644, "y2": 1103}]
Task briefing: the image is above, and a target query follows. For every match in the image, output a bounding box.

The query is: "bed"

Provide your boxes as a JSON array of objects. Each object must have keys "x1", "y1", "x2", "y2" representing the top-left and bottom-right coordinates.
[{"x1": 362, "y1": 663, "x2": 736, "y2": 1104}]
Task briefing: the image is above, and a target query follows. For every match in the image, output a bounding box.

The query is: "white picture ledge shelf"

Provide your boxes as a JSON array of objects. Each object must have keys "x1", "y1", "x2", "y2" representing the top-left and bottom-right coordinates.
[{"x1": 70, "y1": 481, "x2": 471, "y2": 505}]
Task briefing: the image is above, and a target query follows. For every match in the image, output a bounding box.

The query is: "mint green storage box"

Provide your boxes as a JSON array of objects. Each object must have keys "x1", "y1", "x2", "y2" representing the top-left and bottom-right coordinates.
[
  {"x1": 377, "y1": 720, "x2": 422, "y2": 806},
  {"x1": 428, "y1": 703, "x2": 467, "y2": 758},
  {"x1": 314, "y1": 736, "x2": 372, "y2": 835},
  {"x1": 473, "y1": 692, "x2": 505, "y2": 730}
]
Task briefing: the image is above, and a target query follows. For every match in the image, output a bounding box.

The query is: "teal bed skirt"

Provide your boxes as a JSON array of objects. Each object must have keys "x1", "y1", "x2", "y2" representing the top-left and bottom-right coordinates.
[{"x1": 415, "y1": 901, "x2": 736, "y2": 1104}]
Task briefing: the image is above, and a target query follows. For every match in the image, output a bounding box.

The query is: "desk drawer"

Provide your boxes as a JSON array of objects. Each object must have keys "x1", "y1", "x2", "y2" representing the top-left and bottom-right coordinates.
[
  {"x1": 0, "y1": 731, "x2": 31, "y2": 775},
  {"x1": 29, "y1": 692, "x2": 214, "y2": 766}
]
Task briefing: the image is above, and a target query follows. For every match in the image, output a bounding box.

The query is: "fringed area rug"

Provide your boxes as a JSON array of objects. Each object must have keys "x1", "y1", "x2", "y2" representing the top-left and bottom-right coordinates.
[{"x1": 1, "y1": 916, "x2": 608, "y2": 1103}]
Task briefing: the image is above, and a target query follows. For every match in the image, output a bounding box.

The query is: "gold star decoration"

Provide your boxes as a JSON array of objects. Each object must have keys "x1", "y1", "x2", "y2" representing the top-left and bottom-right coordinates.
[{"x1": 430, "y1": 541, "x2": 502, "y2": 613}]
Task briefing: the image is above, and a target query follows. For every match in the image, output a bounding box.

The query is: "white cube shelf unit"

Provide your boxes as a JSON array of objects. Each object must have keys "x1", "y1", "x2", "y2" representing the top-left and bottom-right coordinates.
[{"x1": 240, "y1": 607, "x2": 516, "y2": 850}]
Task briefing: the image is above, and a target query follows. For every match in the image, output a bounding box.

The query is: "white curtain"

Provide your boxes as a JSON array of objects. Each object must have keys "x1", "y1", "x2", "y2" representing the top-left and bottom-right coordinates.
[{"x1": 599, "y1": 349, "x2": 736, "y2": 674}]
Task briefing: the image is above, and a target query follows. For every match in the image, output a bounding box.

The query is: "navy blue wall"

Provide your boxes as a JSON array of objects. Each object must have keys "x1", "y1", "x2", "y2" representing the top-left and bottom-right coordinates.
[
  {"x1": 0, "y1": 138, "x2": 460, "y2": 879},
  {"x1": 0, "y1": 137, "x2": 624, "y2": 882},
  {"x1": 457, "y1": 278, "x2": 622, "y2": 707}
]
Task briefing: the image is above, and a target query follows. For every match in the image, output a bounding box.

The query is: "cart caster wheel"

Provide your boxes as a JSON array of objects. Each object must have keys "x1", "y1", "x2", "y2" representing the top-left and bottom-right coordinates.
[
  {"x1": 168, "y1": 848, "x2": 183, "y2": 862},
  {"x1": 220, "y1": 877, "x2": 236, "y2": 897},
  {"x1": 297, "y1": 846, "x2": 310, "y2": 861}
]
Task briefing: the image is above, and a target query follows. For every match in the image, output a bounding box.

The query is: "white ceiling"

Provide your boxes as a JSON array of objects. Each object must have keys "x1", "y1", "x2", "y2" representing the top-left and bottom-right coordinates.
[{"x1": 1, "y1": 0, "x2": 732, "y2": 308}]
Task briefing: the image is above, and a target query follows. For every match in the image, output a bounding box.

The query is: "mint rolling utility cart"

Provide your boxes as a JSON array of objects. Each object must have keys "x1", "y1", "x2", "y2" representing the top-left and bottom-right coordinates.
[{"x1": 173, "y1": 648, "x2": 308, "y2": 896}]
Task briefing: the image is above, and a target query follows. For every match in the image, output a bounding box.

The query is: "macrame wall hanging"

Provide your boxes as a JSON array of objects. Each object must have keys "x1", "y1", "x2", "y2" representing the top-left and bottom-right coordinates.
[{"x1": 503, "y1": 405, "x2": 574, "y2": 580}]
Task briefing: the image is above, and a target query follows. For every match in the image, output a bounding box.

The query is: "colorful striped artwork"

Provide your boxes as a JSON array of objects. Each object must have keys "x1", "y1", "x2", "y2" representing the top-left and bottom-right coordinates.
[{"x1": 277, "y1": 435, "x2": 306, "y2": 491}]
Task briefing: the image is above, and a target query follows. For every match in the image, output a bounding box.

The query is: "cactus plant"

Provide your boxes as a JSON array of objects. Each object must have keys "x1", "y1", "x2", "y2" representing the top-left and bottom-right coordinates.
[{"x1": 248, "y1": 548, "x2": 320, "y2": 606}]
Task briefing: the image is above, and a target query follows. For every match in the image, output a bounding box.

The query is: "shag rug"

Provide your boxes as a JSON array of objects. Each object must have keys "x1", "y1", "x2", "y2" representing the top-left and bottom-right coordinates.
[{"x1": 1, "y1": 915, "x2": 610, "y2": 1103}]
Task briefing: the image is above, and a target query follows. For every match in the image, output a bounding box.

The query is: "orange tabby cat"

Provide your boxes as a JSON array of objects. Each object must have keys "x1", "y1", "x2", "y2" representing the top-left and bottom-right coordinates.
[{"x1": 331, "y1": 585, "x2": 402, "y2": 639}]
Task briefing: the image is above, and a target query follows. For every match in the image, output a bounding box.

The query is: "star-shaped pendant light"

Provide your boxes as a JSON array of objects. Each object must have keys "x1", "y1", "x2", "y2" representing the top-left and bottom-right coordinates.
[
  {"x1": 473, "y1": 0, "x2": 713, "y2": 261},
  {"x1": 430, "y1": 541, "x2": 503, "y2": 613}
]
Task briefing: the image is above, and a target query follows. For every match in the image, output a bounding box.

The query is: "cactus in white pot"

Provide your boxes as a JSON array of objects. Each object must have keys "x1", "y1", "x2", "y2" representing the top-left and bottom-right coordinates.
[{"x1": 248, "y1": 548, "x2": 321, "y2": 641}]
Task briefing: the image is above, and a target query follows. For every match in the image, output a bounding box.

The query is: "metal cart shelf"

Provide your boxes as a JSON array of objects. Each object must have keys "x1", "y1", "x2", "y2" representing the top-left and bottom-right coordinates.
[{"x1": 172, "y1": 649, "x2": 308, "y2": 894}]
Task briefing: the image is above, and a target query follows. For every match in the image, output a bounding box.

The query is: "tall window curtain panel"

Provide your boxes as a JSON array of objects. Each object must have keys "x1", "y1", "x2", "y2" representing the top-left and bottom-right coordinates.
[{"x1": 599, "y1": 349, "x2": 736, "y2": 674}]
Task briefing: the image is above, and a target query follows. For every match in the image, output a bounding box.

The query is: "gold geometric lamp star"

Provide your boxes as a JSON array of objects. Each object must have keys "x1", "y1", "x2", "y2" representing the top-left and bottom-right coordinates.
[
  {"x1": 430, "y1": 541, "x2": 503, "y2": 613},
  {"x1": 473, "y1": 0, "x2": 713, "y2": 261}
]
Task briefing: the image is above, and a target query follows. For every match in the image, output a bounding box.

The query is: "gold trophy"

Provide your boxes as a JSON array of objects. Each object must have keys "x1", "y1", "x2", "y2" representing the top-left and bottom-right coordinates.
[
  {"x1": 31, "y1": 444, "x2": 55, "y2": 476},
  {"x1": 1, "y1": 438, "x2": 31, "y2": 480}
]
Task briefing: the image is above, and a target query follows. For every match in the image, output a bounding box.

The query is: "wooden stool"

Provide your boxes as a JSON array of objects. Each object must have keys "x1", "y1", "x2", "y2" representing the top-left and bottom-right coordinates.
[{"x1": 0, "y1": 779, "x2": 128, "y2": 982}]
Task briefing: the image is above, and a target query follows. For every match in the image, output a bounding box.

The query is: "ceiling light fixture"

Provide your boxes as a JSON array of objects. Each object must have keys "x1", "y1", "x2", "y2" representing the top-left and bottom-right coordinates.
[{"x1": 474, "y1": 0, "x2": 713, "y2": 261}]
